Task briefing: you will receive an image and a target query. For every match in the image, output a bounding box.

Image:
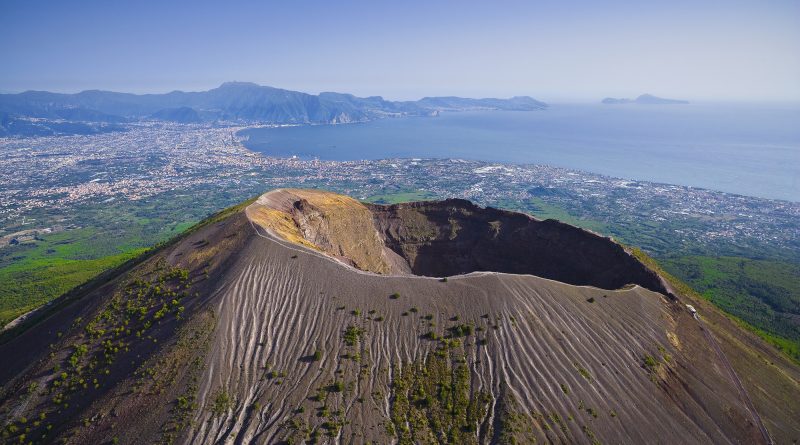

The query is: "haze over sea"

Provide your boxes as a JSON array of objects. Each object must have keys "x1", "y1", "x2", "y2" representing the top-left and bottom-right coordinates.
[{"x1": 241, "y1": 103, "x2": 800, "y2": 202}]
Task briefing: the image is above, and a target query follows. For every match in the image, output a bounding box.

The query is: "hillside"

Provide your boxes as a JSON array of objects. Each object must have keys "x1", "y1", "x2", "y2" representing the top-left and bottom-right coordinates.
[{"x1": 1, "y1": 189, "x2": 798, "y2": 444}]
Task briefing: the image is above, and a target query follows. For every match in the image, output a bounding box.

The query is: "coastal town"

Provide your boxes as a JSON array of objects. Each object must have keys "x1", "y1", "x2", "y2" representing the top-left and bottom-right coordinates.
[{"x1": 1, "y1": 122, "x2": 798, "y2": 258}]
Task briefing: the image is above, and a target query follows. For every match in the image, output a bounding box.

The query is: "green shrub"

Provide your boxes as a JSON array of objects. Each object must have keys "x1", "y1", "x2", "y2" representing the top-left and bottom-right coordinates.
[
  {"x1": 448, "y1": 324, "x2": 473, "y2": 337},
  {"x1": 575, "y1": 364, "x2": 592, "y2": 380},
  {"x1": 642, "y1": 355, "x2": 660, "y2": 373},
  {"x1": 343, "y1": 325, "x2": 363, "y2": 346},
  {"x1": 421, "y1": 331, "x2": 439, "y2": 341},
  {"x1": 211, "y1": 390, "x2": 232, "y2": 416}
]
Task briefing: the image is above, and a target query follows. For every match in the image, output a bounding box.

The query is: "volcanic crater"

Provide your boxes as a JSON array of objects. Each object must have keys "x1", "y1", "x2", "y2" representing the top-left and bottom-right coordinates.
[{"x1": 247, "y1": 189, "x2": 669, "y2": 293}]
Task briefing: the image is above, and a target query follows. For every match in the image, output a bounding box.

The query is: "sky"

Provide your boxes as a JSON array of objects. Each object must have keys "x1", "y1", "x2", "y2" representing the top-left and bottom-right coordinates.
[{"x1": 1, "y1": 0, "x2": 799, "y2": 102}]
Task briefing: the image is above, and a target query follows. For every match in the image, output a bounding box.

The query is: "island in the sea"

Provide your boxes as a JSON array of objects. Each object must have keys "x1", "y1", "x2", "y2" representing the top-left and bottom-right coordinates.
[{"x1": 602, "y1": 93, "x2": 689, "y2": 105}]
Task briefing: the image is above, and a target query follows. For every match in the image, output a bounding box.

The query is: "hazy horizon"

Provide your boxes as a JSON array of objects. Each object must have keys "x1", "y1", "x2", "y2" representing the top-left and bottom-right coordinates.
[
  {"x1": 2, "y1": 0, "x2": 799, "y2": 102},
  {"x1": 3, "y1": 81, "x2": 800, "y2": 105}
]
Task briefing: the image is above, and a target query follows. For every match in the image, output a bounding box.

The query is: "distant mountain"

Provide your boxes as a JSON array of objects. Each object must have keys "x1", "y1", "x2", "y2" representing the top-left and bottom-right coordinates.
[
  {"x1": 149, "y1": 106, "x2": 202, "y2": 123},
  {"x1": 0, "y1": 111, "x2": 125, "y2": 137},
  {"x1": 602, "y1": 94, "x2": 689, "y2": 105},
  {"x1": 601, "y1": 97, "x2": 633, "y2": 104},
  {"x1": 0, "y1": 82, "x2": 547, "y2": 135},
  {"x1": 413, "y1": 95, "x2": 547, "y2": 111}
]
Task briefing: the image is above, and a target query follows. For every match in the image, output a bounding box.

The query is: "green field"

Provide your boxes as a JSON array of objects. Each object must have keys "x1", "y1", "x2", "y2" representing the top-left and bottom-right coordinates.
[
  {"x1": 0, "y1": 198, "x2": 206, "y2": 326},
  {"x1": 502, "y1": 197, "x2": 610, "y2": 234},
  {"x1": 0, "y1": 227, "x2": 150, "y2": 326},
  {"x1": 364, "y1": 190, "x2": 439, "y2": 205}
]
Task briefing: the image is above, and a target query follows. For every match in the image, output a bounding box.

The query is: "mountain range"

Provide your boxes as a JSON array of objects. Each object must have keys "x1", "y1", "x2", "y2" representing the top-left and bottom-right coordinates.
[
  {"x1": 0, "y1": 82, "x2": 547, "y2": 136},
  {"x1": 1, "y1": 189, "x2": 796, "y2": 444}
]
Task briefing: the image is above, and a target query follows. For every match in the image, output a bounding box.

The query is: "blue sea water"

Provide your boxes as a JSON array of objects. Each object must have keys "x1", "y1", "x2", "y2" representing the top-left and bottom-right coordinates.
[{"x1": 240, "y1": 103, "x2": 800, "y2": 202}]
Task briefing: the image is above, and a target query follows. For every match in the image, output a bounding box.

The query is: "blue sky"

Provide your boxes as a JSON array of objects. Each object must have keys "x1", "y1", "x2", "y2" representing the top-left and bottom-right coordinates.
[{"x1": 1, "y1": 0, "x2": 798, "y2": 101}]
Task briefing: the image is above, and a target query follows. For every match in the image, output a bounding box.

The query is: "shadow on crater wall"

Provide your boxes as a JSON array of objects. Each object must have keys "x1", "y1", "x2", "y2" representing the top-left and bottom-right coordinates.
[{"x1": 369, "y1": 199, "x2": 670, "y2": 293}]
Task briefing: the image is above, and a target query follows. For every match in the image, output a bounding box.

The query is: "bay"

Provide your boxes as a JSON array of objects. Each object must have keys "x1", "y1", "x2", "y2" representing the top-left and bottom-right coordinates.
[{"x1": 240, "y1": 103, "x2": 800, "y2": 202}]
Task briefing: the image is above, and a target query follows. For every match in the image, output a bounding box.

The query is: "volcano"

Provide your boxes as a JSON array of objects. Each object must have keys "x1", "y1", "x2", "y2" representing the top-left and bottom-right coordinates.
[{"x1": 1, "y1": 189, "x2": 797, "y2": 444}]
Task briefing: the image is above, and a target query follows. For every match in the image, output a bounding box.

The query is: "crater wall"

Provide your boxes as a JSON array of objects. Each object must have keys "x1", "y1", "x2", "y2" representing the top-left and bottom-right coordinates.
[{"x1": 250, "y1": 189, "x2": 670, "y2": 293}]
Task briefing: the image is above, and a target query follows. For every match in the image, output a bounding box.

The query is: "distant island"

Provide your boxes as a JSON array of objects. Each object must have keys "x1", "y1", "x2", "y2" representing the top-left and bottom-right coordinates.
[
  {"x1": 0, "y1": 82, "x2": 547, "y2": 137},
  {"x1": 602, "y1": 94, "x2": 689, "y2": 105}
]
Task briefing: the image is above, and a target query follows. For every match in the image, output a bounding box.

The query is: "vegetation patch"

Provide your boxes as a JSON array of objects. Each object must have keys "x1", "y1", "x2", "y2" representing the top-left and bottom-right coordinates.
[
  {"x1": 494, "y1": 388, "x2": 537, "y2": 444},
  {"x1": 210, "y1": 389, "x2": 233, "y2": 417},
  {"x1": 661, "y1": 255, "x2": 800, "y2": 362},
  {"x1": 388, "y1": 349, "x2": 490, "y2": 444},
  {"x1": 631, "y1": 248, "x2": 800, "y2": 363},
  {"x1": 447, "y1": 324, "x2": 474, "y2": 337},
  {"x1": 343, "y1": 325, "x2": 364, "y2": 346},
  {"x1": 0, "y1": 243, "x2": 147, "y2": 327},
  {"x1": 2, "y1": 256, "x2": 204, "y2": 444},
  {"x1": 574, "y1": 363, "x2": 592, "y2": 381},
  {"x1": 641, "y1": 353, "x2": 667, "y2": 382},
  {"x1": 161, "y1": 310, "x2": 216, "y2": 443}
]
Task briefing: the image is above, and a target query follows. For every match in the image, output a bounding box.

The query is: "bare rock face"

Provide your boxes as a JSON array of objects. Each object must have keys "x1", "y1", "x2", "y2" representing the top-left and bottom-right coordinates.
[
  {"x1": 1, "y1": 189, "x2": 798, "y2": 445},
  {"x1": 247, "y1": 189, "x2": 402, "y2": 274}
]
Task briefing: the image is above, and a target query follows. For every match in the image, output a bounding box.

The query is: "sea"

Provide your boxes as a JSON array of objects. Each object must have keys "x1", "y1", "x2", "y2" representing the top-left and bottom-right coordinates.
[{"x1": 239, "y1": 103, "x2": 800, "y2": 202}]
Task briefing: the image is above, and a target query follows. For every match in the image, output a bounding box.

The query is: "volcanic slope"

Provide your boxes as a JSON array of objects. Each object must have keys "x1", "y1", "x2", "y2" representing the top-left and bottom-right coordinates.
[{"x1": 1, "y1": 188, "x2": 798, "y2": 444}]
